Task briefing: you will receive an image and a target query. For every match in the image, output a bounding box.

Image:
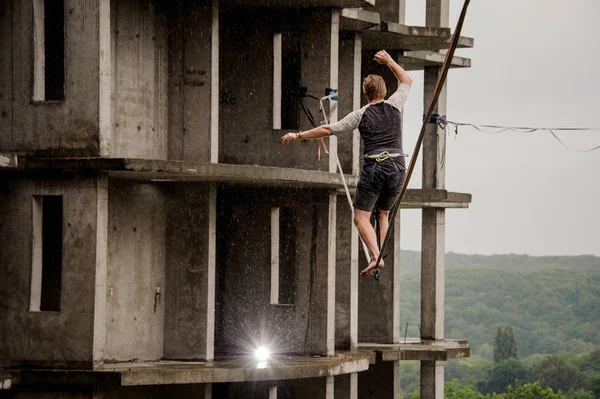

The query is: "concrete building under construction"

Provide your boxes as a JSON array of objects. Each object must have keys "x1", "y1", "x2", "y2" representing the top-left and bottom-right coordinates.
[{"x1": 0, "y1": 0, "x2": 473, "y2": 397}]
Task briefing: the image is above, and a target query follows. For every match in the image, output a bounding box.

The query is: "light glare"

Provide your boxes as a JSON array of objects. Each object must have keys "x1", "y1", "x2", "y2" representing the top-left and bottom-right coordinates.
[{"x1": 255, "y1": 346, "x2": 270, "y2": 361}]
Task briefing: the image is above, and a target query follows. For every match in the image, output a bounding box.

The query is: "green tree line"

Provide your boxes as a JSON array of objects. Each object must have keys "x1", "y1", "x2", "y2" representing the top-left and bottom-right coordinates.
[{"x1": 397, "y1": 252, "x2": 600, "y2": 397}]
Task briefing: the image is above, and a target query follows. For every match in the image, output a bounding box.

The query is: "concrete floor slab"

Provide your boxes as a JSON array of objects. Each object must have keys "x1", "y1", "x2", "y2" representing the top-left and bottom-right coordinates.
[
  {"x1": 358, "y1": 339, "x2": 470, "y2": 362},
  {"x1": 362, "y1": 22, "x2": 474, "y2": 52},
  {"x1": 338, "y1": 188, "x2": 471, "y2": 209},
  {"x1": 340, "y1": 8, "x2": 380, "y2": 32},
  {"x1": 404, "y1": 50, "x2": 471, "y2": 71},
  {"x1": 17, "y1": 158, "x2": 355, "y2": 189},
  {"x1": 5, "y1": 353, "x2": 371, "y2": 387},
  {"x1": 222, "y1": 0, "x2": 374, "y2": 8}
]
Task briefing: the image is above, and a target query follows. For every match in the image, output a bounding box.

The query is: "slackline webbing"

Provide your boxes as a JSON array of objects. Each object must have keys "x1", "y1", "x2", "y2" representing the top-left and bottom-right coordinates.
[{"x1": 373, "y1": 0, "x2": 472, "y2": 271}]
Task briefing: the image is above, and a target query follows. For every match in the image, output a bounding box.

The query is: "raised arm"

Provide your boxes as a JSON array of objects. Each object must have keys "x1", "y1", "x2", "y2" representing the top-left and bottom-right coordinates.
[{"x1": 374, "y1": 50, "x2": 412, "y2": 87}]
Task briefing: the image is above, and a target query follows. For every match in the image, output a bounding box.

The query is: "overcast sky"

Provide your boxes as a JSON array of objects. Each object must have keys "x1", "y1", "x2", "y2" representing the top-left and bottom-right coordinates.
[{"x1": 399, "y1": 0, "x2": 600, "y2": 256}]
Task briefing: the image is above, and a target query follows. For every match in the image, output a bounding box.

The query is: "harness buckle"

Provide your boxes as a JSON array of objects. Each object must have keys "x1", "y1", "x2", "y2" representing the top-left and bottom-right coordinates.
[{"x1": 375, "y1": 151, "x2": 390, "y2": 162}]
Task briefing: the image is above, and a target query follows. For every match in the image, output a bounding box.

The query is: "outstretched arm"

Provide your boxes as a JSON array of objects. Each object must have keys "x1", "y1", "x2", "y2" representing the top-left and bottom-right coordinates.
[
  {"x1": 374, "y1": 50, "x2": 412, "y2": 87},
  {"x1": 281, "y1": 125, "x2": 331, "y2": 144}
]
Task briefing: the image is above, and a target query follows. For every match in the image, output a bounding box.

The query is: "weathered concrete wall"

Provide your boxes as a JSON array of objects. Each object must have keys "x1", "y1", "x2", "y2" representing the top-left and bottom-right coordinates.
[
  {"x1": 9, "y1": 378, "x2": 210, "y2": 399},
  {"x1": 335, "y1": 374, "x2": 352, "y2": 398},
  {"x1": 0, "y1": 1, "x2": 100, "y2": 156},
  {"x1": 335, "y1": 196, "x2": 353, "y2": 349},
  {"x1": 358, "y1": 360, "x2": 396, "y2": 398},
  {"x1": 0, "y1": 175, "x2": 97, "y2": 367},
  {"x1": 168, "y1": 1, "x2": 213, "y2": 162},
  {"x1": 372, "y1": 0, "x2": 400, "y2": 23},
  {"x1": 214, "y1": 377, "x2": 327, "y2": 398},
  {"x1": 337, "y1": 36, "x2": 357, "y2": 173},
  {"x1": 219, "y1": 8, "x2": 333, "y2": 170},
  {"x1": 215, "y1": 187, "x2": 330, "y2": 356},
  {"x1": 111, "y1": 0, "x2": 168, "y2": 159},
  {"x1": 105, "y1": 179, "x2": 166, "y2": 362},
  {"x1": 358, "y1": 219, "x2": 397, "y2": 343},
  {"x1": 163, "y1": 183, "x2": 211, "y2": 359}
]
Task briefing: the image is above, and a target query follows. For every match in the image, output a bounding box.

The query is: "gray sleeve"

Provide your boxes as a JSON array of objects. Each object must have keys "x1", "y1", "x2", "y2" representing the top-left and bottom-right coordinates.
[
  {"x1": 328, "y1": 108, "x2": 363, "y2": 136},
  {"x1": 387, "y1": 83, "x2": 411, "y2": 110}
]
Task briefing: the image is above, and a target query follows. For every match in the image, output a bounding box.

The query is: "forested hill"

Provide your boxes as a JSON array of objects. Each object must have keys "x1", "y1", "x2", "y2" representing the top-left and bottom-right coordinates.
[
  {"x1": 397, "y1": 251, "x2": 600, "y2": 397},
  {"x1": 398, "y1": 251, "x2": 600, "y2": 357},
  {"x1": 399, "y1": 250, "x2": 600, "y2": 275}
]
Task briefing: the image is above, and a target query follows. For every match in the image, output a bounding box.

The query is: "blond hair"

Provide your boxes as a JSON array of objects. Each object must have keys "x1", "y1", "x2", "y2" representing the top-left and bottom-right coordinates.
[{"x1": 362, "y1": 74, "x2": 387, "y2": 101}]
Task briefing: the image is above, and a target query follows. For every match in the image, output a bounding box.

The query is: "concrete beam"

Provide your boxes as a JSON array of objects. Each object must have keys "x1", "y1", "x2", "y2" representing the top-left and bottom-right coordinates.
[
  {"x1": 221, "y1": 0, "x2": 375, "y2": 7},
  {"x1": 361, "y1": 22, "x2": 472, "y2": 52},
  {"x1": 0, "y1": 373, "x2": 12, "y2": 390},
  {"x1": 358, "y1": 339, "x2": 470, "y2": 362},
  {"x1": 404, "y1": 50, "x2": 471, "y2": 71},
  {"x1": 338, "y1": 188, "x2": 471, "y2": 209},
  {"x1": 0, "y1": 153, "x2": 18, "y2": 169},
  {"x1": 19, "y1": 158, "x2": 354, "y2": 189},
  {"x1": 107, "y1": 352, "x2": 369, "y2": 386},
  {"x1": 340, "y1": 9, "x2": 380, "y2": 32}
]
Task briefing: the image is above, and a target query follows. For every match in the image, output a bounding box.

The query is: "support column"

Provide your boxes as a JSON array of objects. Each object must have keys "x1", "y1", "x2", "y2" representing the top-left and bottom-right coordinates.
[
  {"x1": 421, "y1": 1, "x2": 448, "y2": 398},
  {"x1": 421, "y1": 361, "x2": 445, "y2": 399},
  {"x1": 329, "y1": 10, "x2": 340, "y2": 173},
  {"x1": 93, "y1": 173, "x2": 109, "y2": 366},
  {"x1": 393, "y1": 211, "x2": 402, "y2": 343},
  {"x1": 210, "y1": 0, "x2": 219, "y2": 163},
  {"x1": 399, "y1": 0, "x2": 407, "y2": 24},
  {"x1": 326, "y1": 376, "x2": 335, "y2": 399},
  {"x1": 327, "y1": 192, "x2": 337, "y2": 356},
  {"x1": 349, "y1": 32, "x2": 361, "y2": 352},
  {"x1": 99, "y1": 0, "x2": 111, "y2": 156},
  {"x1": 352, "y1": 33, "x2": 362, "y2": 177},
  {"x1": 206, "y1": 183, "x2": 217, "y2": 360}
]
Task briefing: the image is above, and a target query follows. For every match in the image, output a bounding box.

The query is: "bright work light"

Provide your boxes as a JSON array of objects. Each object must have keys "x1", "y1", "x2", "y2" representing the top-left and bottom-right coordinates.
[{"x1": 255, "y1": 346, "x2": 270, "y2": 361}]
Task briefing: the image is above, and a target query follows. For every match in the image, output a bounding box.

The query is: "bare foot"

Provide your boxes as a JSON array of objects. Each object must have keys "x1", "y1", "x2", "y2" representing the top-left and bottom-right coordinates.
[{"x1": 360, "y1": 257, "x2": 384, "y2": 278}]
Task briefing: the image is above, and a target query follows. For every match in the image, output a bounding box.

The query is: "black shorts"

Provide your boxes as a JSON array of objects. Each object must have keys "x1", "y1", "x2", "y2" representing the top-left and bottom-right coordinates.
[{"x1": 353, "y1": 159, "x2": 406, "y2": 212}]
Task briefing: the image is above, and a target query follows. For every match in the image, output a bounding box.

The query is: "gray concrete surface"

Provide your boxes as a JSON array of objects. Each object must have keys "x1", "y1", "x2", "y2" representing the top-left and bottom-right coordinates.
[
  {"x1": 105, "y1": 179, "x2": 166, "y2": 362},
  {"x1": 219, "y1": 7, "x2": 334, "y2": 170},
  {"x1": 215, "y1": 187, "x2": 332, "y2": 356},
  {"x1": 111, "y1": 0, "x2": 169, "y2": 160},
  {"x1": 168, "y1": 3, "x2": 213, "y2": 162},
  {"x1": 335, "y1": 198, "x2": 353, "y2": 350},
  {"x1": 163, "y1": 184, "x2": 212, "y2": 360},
  {"x1": 0, "y1": 177, "x2": 98, "y2": 368},
  {"x1": 359, "y1": 339, "x2": 470, "y2": 361},
  {"x1": 0, "y1": 0, "x2": 100, "y2": 157},
  {"x1": 0, "y1": 1, "x2": 473, "y2": 397}
]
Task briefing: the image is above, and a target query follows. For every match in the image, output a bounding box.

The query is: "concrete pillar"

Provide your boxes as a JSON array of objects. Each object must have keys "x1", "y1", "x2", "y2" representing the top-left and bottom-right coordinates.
[
  {"x1": 99, "y1": 0, "x2": 111, "y2": 156},
  {"x1": 398, "y1": 0, "x2": 406, "y2": 24},
  {"x1": 210, "y1": 0, "x2": 219, "y2": 163},
  {"x1": 327, "y1": 192, "x2": 337, "y2": 356},
  {"x1": 350, "y1": 32, "x2": 362, "y2": 352},
  {"x1": 93, "y1": 173, "x2": 109, "y2": 366},
  {"x1": 393, "y1": 211, "x2": 401, "y2": 343},
  {"x1": 352, "y1": 33, "x2": 362, "y2": 176},
  {"x1": 206, "y1": 183, "x2": 217, "y2": 359},
  {"x1": 329, "y1": 10, "x2": 340, "y2": 174},
  {"x1": 326, "y1": 376, "x2": 335, "y2": 399},
  {"x1": 420, "y1": 1, "x2": 448, "y2": 398},
  {"x1": 421, "y1": 361, "x2": 445, "y2": 399}
]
